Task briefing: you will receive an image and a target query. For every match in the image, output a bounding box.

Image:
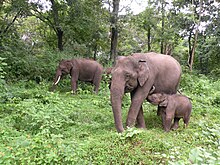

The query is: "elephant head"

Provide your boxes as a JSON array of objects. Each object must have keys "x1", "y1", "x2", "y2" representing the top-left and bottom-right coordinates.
[
  {"x1": 111, "y1": 56, "x2": 150, "y2": 92},
  {"x1": 110, "y1": 56, "x2": 151, "y2": 132},
  {"x1": 51, "y1": 59, "x2": 77, "y2": 90},
  {"x1": 147, "y1": 93, "x2": 168, "y2": 107}
]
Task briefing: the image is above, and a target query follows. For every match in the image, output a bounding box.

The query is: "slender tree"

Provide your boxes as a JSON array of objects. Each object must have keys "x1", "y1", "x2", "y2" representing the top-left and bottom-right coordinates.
[
  {"x1": 110, "y1": 0, "x2": 120, "y2": 63},
  {"x1": 30, "y1": 0, "x2": 65, "y2": 51},
  {"x1": 160, "y1": 0, "x2": 165, "y2": 54},
  {"x1": 188, "y1": 0, "x2": 202, "y2": 71},
  {"x1": 0, "y1": 0, "x2": 29, "y2": 44},
  {"x1": 50, "y1": 0, "x2": 63, "y2": 51}
]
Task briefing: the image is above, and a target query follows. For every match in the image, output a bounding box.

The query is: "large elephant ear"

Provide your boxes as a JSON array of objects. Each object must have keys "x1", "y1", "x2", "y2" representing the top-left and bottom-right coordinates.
[
  {"x1": 70, "y1": 59, "x2": 79, "y2": 73},
  {"x1": 137, "y1": 60, "x2": 150, "y2": 86},
  {"x1": 64, "y1": 60, "x2": 74, "y2": 72}
]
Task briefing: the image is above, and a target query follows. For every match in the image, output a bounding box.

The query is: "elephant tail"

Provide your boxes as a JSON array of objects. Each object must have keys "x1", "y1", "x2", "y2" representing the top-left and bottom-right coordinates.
[{"x1": 177, "y1": 89, "x2": 193, "y2": 101}]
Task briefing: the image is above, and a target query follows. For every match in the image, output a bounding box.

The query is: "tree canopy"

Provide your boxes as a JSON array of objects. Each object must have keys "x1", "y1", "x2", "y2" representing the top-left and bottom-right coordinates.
[{"x1": 1, "y1": 0, "x2": 220, "y2": 80}]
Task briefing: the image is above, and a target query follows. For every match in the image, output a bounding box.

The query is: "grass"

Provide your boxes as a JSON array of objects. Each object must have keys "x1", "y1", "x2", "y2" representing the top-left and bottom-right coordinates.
[{"x1": 0, "y1": 73, "x2": 220, "y2": 164}]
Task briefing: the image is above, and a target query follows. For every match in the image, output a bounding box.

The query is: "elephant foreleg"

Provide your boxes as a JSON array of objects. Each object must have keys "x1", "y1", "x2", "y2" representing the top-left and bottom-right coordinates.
[
  {"x1": 162, "y1": 116, "x2": 173, "y2": 132},
  {"x1": 126, "y1": 89, "x2": 147, "y2": 128},
  {"x1": 71, "y1": 78, "x2": 77, "y2": 94},
  {"x1": 183, "y1": 115, "x2": 190, "y2": 128}
]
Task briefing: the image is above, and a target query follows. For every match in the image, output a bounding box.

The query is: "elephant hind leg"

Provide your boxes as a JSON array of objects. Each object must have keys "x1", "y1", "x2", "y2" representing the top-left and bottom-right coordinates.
[
  {"x1": 136, "y1": 106, "x2": 146, "y2": 129},
  {"x1": 171, "y1": 117, "x2": 180, "y2": 130},
  {"x1": 92, "y1": 69, "x2": 103, "y2": 94},
  {"x1": 183, "y1": 115, "x2": 190, "y2": 128}
]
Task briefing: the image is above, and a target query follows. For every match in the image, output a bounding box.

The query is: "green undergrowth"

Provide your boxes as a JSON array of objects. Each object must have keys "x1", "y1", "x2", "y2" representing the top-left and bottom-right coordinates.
[{"x1": 0, "y1": 73, "x2": 220, "y2": 164}]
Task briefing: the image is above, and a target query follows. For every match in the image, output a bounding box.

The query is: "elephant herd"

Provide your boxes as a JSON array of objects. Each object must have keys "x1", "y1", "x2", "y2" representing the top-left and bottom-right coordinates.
[{"x1": 51, "y1": 52, "x2": 192, "y2": 133}]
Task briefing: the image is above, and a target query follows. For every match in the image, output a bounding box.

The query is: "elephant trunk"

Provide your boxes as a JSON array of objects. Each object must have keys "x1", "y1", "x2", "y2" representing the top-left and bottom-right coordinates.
[{"x1": 110, "y1": 76, "x2": 125, "y2": 133}]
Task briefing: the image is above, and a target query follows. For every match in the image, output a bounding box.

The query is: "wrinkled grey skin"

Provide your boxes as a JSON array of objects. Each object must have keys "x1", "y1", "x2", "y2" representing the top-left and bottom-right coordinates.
[
  {"x1": 147, "y1": 93, "x2": 192, "y2": 132},
  {"x1": 51, "y1": 58, "x2": 103, "y2": 94},
  {"x1": 110, "y1": 52, "x2": 181, "y2": 133}
]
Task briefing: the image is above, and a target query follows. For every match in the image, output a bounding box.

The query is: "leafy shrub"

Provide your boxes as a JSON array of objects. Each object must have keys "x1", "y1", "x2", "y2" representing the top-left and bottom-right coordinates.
[
  {"x1": 0, "y1": 70, "x2": 220, "y2": 164},
  {"x1": 2, "y1": 44, "x2": 99, "y2": 82},
  {"x1": 0, "y1": 57, "x2": 8, "y2": 102},
  {"x1": 210, "y1": 68, "x2": 220, "y2": 78},
  {"x1": 189, "y1": 123, "x2": 220, "y2": 164},
  {"x1": 0, "y1": 57, "x2": 7, "y2": 79},
  {"x1": 180, "y1": 71, "x2": 210, "y2": 94}
]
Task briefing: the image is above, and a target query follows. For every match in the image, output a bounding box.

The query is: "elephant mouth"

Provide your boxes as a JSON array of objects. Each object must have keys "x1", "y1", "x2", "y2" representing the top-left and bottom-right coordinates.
[
  {"x1": 149, "y1": 101, "x2": 158, "y2": 105},
  {"x1": 147, "y1": 99, "x2": 158, "y2": 105},
  {"x1": 125, "y1": 85, "x2": 134, "y2": 93}
]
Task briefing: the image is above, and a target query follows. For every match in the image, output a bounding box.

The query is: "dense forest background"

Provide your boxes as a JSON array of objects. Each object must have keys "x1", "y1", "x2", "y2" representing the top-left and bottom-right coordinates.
[
  {"x1": 1, "y1": 0, "x2": 220, "y2": 82},
  {"x1": 0, "y1": 0, "x2": 220, "y2": 164}
]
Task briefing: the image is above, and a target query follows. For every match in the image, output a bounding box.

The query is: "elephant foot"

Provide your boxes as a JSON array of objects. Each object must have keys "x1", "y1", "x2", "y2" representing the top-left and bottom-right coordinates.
[
  {"x1": 164, "y1": 128, "x2": 170, "y2": 132},
  {"x1": 118, "y1": 128, "x2": 125, "y2": 133},
  {"x1": 116, "y1": 126, "x2": 125, "y2": 133},
  {"x1": 71, "y1": 90, "x2": 77, "y2": 95},
  {"x1": 171, "y1": 124, "x2": 179, "y2": 130},
  {"x1": 136, "y1": 117, "x2": 146, "y2": 129},
  {"x1": 184, "y1": 123, "x2": 188, "y2": 129},
  {"x1": 136, "y1": 123, "x2": 146, "y2": 129},
  {"x1": 126, "y1": 118, "x2": 136, "y2": 128},
  {"x1": 93, "y1": 89, "x2": 99, "y2": 94},
  {"x1": 171, "y1": 118, "x2": 180, "y2": 130},
  {"x1": 163, "y1": 125, "x2": 170, "y2": 132}
]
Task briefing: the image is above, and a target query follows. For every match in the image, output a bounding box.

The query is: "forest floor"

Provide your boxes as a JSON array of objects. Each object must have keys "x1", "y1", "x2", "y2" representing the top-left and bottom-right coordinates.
[{"x1": 0, "y1": 73, "x2": 220, "y2": 164}]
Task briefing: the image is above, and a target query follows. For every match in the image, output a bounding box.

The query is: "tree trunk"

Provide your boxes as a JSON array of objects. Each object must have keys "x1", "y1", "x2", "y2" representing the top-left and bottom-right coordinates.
[
  {"x1": 110, "y1": 0, "x2": 120, "y2": 64},
  {"x1": 50, "y1": 0, "x2": 63, "y2": 51},
  {"x1": 93, "y1": 44, "x2": 97, "y2": 60},
  {"x1": 188, "y1": 0, "x2": 202, "y2": 71},
  {"x1": 57, "y1": 27, "x2": 63, "y2": 51},
  {"x1": 110, "y1": 27, "x2": 118, "y2": 62},
  {"x1": 147, "y1": 26, "x2": 151, "y2": 51},
  {"x1": 0, "y1": 9, "x2": 21, "y2": 38},
  {"x1": 160, "y1": 0, "x2": 165, "y2": 54}
]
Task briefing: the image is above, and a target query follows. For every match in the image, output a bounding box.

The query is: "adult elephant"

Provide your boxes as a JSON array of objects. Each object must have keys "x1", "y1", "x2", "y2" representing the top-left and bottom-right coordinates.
[
  {"x1": 110, "y1": 52, "x2": 181, "y2": 133},
  {"x1": 51, "y1": 58, "x2": 103, "y2": 94}
]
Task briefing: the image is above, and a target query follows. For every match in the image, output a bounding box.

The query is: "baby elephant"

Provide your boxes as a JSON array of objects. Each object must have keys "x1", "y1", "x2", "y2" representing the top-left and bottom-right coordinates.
[{"x1": 147, "y1": 93, "x2": 192, "y2": 132}]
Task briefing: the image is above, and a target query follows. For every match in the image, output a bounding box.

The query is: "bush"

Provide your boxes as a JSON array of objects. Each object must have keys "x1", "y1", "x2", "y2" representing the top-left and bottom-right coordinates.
[
  {"x1": 0, "y1": 57, "x2": 8, "y2": 101},
  {"x1": 0, "y1": 69, "x2": 219, "y2": 164}
]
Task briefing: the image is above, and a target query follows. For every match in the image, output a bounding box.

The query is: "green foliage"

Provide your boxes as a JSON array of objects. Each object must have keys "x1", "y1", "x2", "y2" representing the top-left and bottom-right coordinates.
[
  {"x1": 1, "y1": 0, "x2": 220, "y2": 80},
  {"x1": 0, "y1": 72, "x2": 220, "y2": 164},
  {"x1": 0, "y1": 57, "x2": 8, "y2": 99},
  {"x1": 119, "y1": 127, "x2": 144, "y2": 140},
  {"x1": 0, "y1": 57, "x2": 7, "y2": 79},
  {"x1": 189, "y1": 126, "x2": 220, "y2": 164},
  {"x1": 1, "y1": 46, "x2": 92, "y2": 82}
]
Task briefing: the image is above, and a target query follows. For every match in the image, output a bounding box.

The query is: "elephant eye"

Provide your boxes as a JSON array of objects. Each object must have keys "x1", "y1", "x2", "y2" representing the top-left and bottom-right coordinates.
[
  {"x1": 125, "y1": 73, "x2": 130, "y2": 77},
  {"x1": 125, "y1": 73, "x2": 131, "y2": 79}
]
